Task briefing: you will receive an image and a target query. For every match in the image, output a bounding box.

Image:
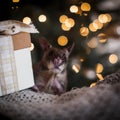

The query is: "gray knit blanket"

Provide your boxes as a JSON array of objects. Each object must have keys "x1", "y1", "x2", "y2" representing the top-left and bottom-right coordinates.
[{"x1": 0, "y1": 71, "x2": 120, "y2": 120}]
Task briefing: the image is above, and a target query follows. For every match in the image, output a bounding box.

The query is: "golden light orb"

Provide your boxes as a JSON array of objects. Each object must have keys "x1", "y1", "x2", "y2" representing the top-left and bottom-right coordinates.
[
  {"x1": 93, "y1": 19, "x2": 103, "y2": 30},
  {"x1": 12, "y1": 0, "x2": 20, "y2": 2},
  {"x1": 70, "y1": 5, "x2": 78, "y2": 13},
  {"x1": 87, "y1": 37, "x2": 98, "y2": 48},
  {"x1": 64, "y1": 18, "x2": 75, "y2": 28},
  {"x1": 109, "y1": 54, "x2": 118, "y2": 64},
  {"x1": 98, "y1": 33, "x2": 107, "y2": 43},
  {"x1": 72, "y1": 64, "x2": 80, "y2": 73},
  {"x1": 90, "y1": 82, "x2": 96, "y2": 88},
  {"x1": 59, "y1": 15, "x2": 68, "y2": 23},
  {"x1": 81, "y1": 2, "x2": 91, "y2": 11},
  {"x1": 80, "y1": 27, "x2": 89, "y2": 36},
  {"x1": 61, "y1": 23, "x2": 71, "y2": 31},
  {"x1": 89, "y1": 23, "x2": 97, "y2": 32},
  {"x1": 30, "y1": 43, "x2": 34, "y2": 51},
  {"x1": 96, "y1": 63, "x2": 104, "y2": 74},
  {"x1": 96, "y1": 73, "x2": 104, "y2": 81},
  {"x1": 38, "y1": 14, "x2": 47, "y2": 22},
  {"x1": 98, "y1": 14, "x2": 108, "y2": 23},
  {"x1": 105, "y1": 13, "x2": 112, "y2": 22},
  {"x1": 23, "y1": 17, "x2": 31, "y2": 25},
  {"x1": 57, "y1": 36, "x2": 68, "y2": 46}
]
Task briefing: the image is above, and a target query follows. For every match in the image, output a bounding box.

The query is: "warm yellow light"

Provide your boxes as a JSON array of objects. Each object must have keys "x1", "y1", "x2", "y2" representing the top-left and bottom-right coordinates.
[
  {"x1": 98, "y1": 33, "x2": 107, "y2": 43},
  {"x1": 109, "y1": 54, "x2": 118, "y2": 64},
  {"x1": 57, "y1": 36, "x2": 68, "y2": 46},
  {"x1": 81, "y1": 2, "x2": 91, "y2": 11},
  {"x1": 80, "y1": 27, "x2": 89, "y2": 36},
  {"x1": 89, "y1": 23, "x2": 97, "y2": 32},
  {"x1": 93, "y1": 19, "x2": 103, "y2": 30},
  {"x1": 87, "y1": 37, "x2": 98, "y2": 48},
  {"x1": 61, "y1": 23, "x2": 71, "y2": 31},
  {"x1": 76, "y1": 7, "x2": 82, "y2": 15},
  {"x1": 30, "y1": 43, "x2": 34, "y2": 51},
  {"x1": 105, "y1": 13, "x2": 112, "y2": 22},
  {"x1": 96, "y1": 63, "x2": 104, "y2": 74},
  {"x1": 96, "y1": 73, "x2": 104, "y2": 81},
  {"x1": 72, "y1": 64, "x2": 80, "y2": 73},
  {"x1": 70, "y1": 5, "x2": 78, "y2": 13},
  {"x1": 59, "y1": 15, "x2": 68, "y2": 23},
  {"x1": 64, "y1": 18, "x2": 71, "y2": 28},
  {"x1": 98, "y1": 14, "x2": 108, "y2": 23},
  {"x1": 80, "y1": 58, "x2": 84, "y2": 62},
  {"x1": 23, "y1": 17, "x2": 31, "y2": 25},
  {"x1": 90, "y1": 82, "x2": 96, "y2": 88},
  {"x1": 12, "y1": 0, "x2": 20, "y2": 2},
  {"x1": 64, "y1": 18, "x2": 75, "y2": 28},
  {"x1": 38, "y1": 15, "x2": 47, "y2": 22}
]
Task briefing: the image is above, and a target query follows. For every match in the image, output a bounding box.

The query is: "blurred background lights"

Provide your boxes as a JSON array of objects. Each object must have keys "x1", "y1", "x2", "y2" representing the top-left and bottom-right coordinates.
[
  {"x1": 89, "y1": 23, "x2": 97, "y2": 32},
  {"x1": 80, "y1": 27, "x2": 89, "y2": 36},
  {"x1": 98, "y1": 33, "x2": 107, "y2": 43},
  {"x1": 61, "y1": 23, "x2": 71, "y2": 31},
  {"x1": 96, "y1": 73, "x2": 104, "y2": 81},
  {"x1": 96, "y1": 63, "x2": 104, "y2": 74},
  {"x1": 98, "y1": 14, "x2": 108, "y2": 23},
  {"x1": 116, "y1": 26, "x2": 120, "y2": 35},
  {"x1": 90, "y1": 82, "x2": 96, "y2": 88},
  {"x1": 64, "y1": 18, "x2": 75, "y2": 28},
  {"x1": 105, "y1": 14, "x2": 112, "y2": 22},
  {"x1": 23, "y1": 17, "x2": 31, "y2": 25},
  {"x1": 59, "y1": 15, "x2": 68, "y2": 23},
  {"x1": 81, "y1": 2, "x2": 91, "y2": 11},
  {"x1": 109, "y1": 54, "x2": 118, "y2": 64},
  {"x1": 72, "y1": 64, "x2": 80, "y2": 73},
  {"x1": 70, "y1": 5, "x2": 78, "y2": 13},
  {"x1": 60, "y1": 16, "x2": 75, "y2": 31},
  {"x1": 87, "y1": 37, "x2": 98, "y2": 48},
  {"x1": 93, "y1": 19, "x2": 103, "y2": 30},
  {"x1": 57, "y1": 35, "x2": 68, "y2": 46},
  {"x1": 85, "y1": 70, "x2": 96, "y2": 80},
  {"x1": 30, "y1": 43, "x2": 34, "y2": 51},
  {"x1": 38, "y1": 14, "x2": 47, "y2": 22},
  {"x1": 12, "y1": 0, "x2": 20, "y2": 3}
]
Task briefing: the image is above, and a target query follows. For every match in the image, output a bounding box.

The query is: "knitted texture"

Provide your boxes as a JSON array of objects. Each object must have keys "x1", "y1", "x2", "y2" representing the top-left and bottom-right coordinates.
[{"x1": 0, "y1": 71, "x2": 120, "y2": 120}]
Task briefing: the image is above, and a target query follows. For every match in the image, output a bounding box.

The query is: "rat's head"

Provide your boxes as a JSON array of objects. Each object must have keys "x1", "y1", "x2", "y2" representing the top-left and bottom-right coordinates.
[{"x1": 39, "y1": 37, "x2": 74, "y2": 73}]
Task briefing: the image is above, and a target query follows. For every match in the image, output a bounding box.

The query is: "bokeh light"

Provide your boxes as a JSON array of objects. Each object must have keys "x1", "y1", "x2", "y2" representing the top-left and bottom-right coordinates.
[
  {"x1": 96, "y1": 63, "x2": 104, "y2": 74},
  {"x1": 80, "y1": 27, "x2": 89, "y2": 36},
  {"x1": 30, "y1": 43, "x2": 34, "y2": 51},
  {"x1": 59, "y1": 15, "x2": 68, "y2": 23},
  {"x1": 70, "y1": 5, "x2": 78, "y2": 13},
  {"x1": 61, "y1": 23, "x2": 71, "y2": 31},
  {"x1": 64, "y1": 18, "x2": 75, "y2": 28},
  {"x1": 98, "y1": 14, "x2": 108, "y2": 23},
  {"x1": 38, "y1": 14, "x2": 47, "y2": 22},
  {"x1": 93, "y1": 19, "x2": 103, "y2": 30},
  {"x1": 109, "y1": 54, "x2": 118, "y2": 64},
  {"x1": 72, "y1": 64, "x2": 80, "y2": 73},
  {"x1": 96, "y1": 73, "x2": 104, "y2": 81},
  {"x1": 81, "y1": 2, "x2": 91, "y2": 11},
  {"x1": 98, "y1": 33, "x2": 107, "y2": 43},
  {"x1": 89, "y1": 23, "x2": 97, "y2": 32},
  {"x1": 12, "y1": 0, "x2": 20, "y2": 2},
  {"x1": 87, "y1": 37, "x2": 98, "y2": 48},
  {"x1": 57, "y1": 35, "x2": 68, "y2": 46},
  {"x1": 23, "y1": 17, "x2": 31, "y2": 24}
]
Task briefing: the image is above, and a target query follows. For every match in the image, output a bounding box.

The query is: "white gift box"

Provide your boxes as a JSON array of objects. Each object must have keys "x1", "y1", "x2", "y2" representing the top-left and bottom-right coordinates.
[{"x1": 0, "y1": 32, "x2": 35, "y2": 96}]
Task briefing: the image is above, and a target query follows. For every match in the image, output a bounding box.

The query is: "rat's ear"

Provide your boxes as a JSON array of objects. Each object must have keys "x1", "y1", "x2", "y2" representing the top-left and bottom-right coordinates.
[
  {"x1": 39, "y1": 37, "x2": 52, "y2": 51},
  {"x1": 66, "y1": 42, "x2": 75, "y2": 54}
]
